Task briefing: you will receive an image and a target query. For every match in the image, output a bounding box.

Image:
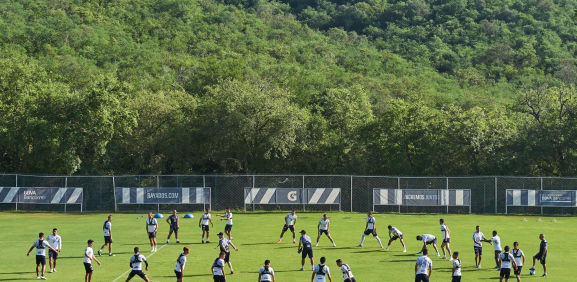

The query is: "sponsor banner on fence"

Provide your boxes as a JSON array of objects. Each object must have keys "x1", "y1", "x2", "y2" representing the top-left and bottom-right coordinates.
[
  {"x1": 506, "y1": 190, "x2": 576, "y2": 207},
  {"x1": 0, "y1": 187, "x2": 83, "y2": 204},
  {"x1": 244, "y1": 188, "x2": 340, "y2": 204},
  {"x1": 373, "y1": 189, "x2": 470, "y2": 206},
  {"x1": 115, "y1": 187, "x2": 210, "y2": 204}
]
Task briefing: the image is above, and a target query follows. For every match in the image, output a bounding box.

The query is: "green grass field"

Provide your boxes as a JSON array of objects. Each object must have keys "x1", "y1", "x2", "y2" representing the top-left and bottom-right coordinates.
[{"x1": 0, "y1": 212, "x2": 573, "y2": 281}]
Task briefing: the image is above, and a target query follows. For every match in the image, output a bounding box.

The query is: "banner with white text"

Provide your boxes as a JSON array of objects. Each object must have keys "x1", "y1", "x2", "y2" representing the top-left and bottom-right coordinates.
[{"x1": 115, "y1": 187, "x2": 210, "y2": 204}]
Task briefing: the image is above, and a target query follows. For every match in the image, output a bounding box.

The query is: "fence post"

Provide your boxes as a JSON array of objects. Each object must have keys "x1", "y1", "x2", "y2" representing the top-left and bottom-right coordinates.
[
  {"x1": 446, "y1": 177, "x2": 449, "y2": 214},
  {"x1": 64, "y1": 177, "x2": 68, "y2": 213},
  {"x1": 302, "y1": 175, "x2": 305, "y2": 211},
  {"x1": 397, "y1": 177, "x2": 401, "y2": 213},
  {"x1": 540, "y1": 177, "x2": 543, "y2": 215},
  {"x1": 157, "y1": 175, "x2": 160, "y2": 212},
  {"x1": 113, "y1": 176, "x2": 117, "y2": 212},
  {"x1": 252, "y1": 175, "x2": 255, "y2": 212},
  {"x1": 350, "y1": 176, "x2": 353, "y2": 212},
  {"x1": 494, "y1": 177, "x2": 498, "y2": 214},
  {"x1": 15, "y1": 175, "x2": 18, "y2": 211}
]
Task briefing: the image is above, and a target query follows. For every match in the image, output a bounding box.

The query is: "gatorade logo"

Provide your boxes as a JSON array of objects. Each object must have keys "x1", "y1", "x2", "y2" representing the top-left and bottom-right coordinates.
[{"x1": 288, "y1": 191, "x2": 298, "y2": 201}]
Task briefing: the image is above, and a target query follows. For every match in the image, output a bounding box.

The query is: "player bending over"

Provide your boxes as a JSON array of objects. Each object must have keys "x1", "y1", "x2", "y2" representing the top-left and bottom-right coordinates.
[
  {"x1": 146, "y1": 212, "x2": 158, "y2": 252},
  {"x1": 278, "y1": 209, "x2": 298, "y2": 243},
  {"x1": 27, "y1": 232, "x2": 58, "y2": 279},
  {"x1": 529, "y1": 234, "x2": 547, "y2": 277},
  {"x1": 316, "y1": 214, "x2": 336, "y2": 247},
  {"x1": 166, "y1": 210, "x2": 180, "y2": 244},
  {"x1": 98, "y1": 215, "x2": 114, "y2": 256},
  {"x1": 126, "y1": 247, "x2": 150, "y2": 282},
  {"x1": 439, "y1": 219, "x2": 452, "y2": 260},
  {"x1": 298, "y1": 230, "x2": 315, "y2": 271},
  {"x1": 336, "y1": 259, "x2": 355, "y2": 282},
  {"x1": 386, "y1": 225, "x2": 406, "y2": 252},
  {"x1": 174, "y1": 247, "x2": 190, "y2": 282},
  {"x1": 499, "y1": 246, "x2": 518, "y2": 282},
  {"x1": 258, "y1": 260, "x2": 275, "y2": 282},
  {"x1": 416, "y1": 234, "x2": 440, "y2": 257},
  {"x1": 47, "y1": 228, "x2": 62, "y2": 273},
  {"x1": 357, "y1": 212, "x2": 383, "y2": 248},
  {"x1": 200, "y1": 208, "x2": 214, "y2": 243},
  {"x1": 83, "y1": 239, "x2": 101, "y2": 282},
  {"x1": 312, "y1": 257, "x2": 332, "y2": 282},
  {"x1": 217, "y1": 207, "x2": 234, "y2": 240}
]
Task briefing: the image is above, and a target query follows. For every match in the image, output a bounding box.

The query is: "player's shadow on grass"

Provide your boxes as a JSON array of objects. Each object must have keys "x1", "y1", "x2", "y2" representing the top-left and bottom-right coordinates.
[
  {"x1": 382, "y1": 259, "x2": 417, "y2": 262},
  {"x1": 352, "y1": 250, "x2": 382, "y2": 253},
  {"x1": 239, "y1": 242, "x2": 277, "y2": 246},
  {"x1": 316, "y1": 247, "x2": 354, "y2": 250},
  {"x1": 0, "y1": 272, "x2": 29, "y2": 275},
  {"x1": 0, "y1": 279, "x2": 30, "y2": 281}
]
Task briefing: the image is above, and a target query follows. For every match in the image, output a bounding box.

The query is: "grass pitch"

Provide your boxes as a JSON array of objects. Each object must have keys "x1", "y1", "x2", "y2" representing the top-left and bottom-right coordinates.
[{"x1": 0, "y1": 212, "x2": 573, "y2": 281}]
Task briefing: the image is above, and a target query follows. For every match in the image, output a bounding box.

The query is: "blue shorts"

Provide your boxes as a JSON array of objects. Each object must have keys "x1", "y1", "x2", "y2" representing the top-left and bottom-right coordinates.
[
  {"x1": 364, "y1": 229, "x2": 377, "y2": 236},
  {"x1": 202, "y1": 225, "x2": 210, "y2": 231},
  {"x1": 148, "y1": 232, "x2": 156, "y2": 239},
  {"x1": 128, "y1": 270, "x2": 146, "y2": 278},
  {"x1": 474, "y1": 246, "x2": 482, "y2": 255},
  {"x1": 282, "y1": 225, "x2": 295, "y2": 232},
  {"x1": 319, "y1": 230, "x2": 329, "y2": 235},
  {"x1": 391, "y1": 235, "x2": 403, "y2": 240},
  {"x1": 36, "y1": 255, "x2": 46, "y2": 265},
  {"x1": 169, "y1": 227, "x2": 179, "y2": 235},
  {"x1": 225, "y1": 224, "x2": 233, "y2": 232}
]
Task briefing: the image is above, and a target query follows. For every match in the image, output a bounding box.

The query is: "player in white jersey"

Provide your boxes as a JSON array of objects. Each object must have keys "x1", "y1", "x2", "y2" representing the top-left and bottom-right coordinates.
[
  {"x1": 146, "y1": 212, "x2": 158, "y2": 252},
  {"x1": 174, "y1": 247, "x2": 190, "y2": 282},
  {"x1": 415, "y1": 248, "x2": 433, "y2": 282},
  {"x1": 439, "y1": 218, "x2": 452, "y2": 260},
  {"x1": 386, "y1": 225, "x2": 406, "y2": 252},
  {"x1": 498, "y1": 246, "x2": 518, "y2": 282},
  {"x1": 218, "y1": 232, "x2": 238, "y2": 274},
  {"x1": 336, "y1": 259, "x2": 355, "y2": 282},
  {"x1": 98, "y1": 215, "x2": 114, "y2": 256},
  {"x1": 166, "y1": 210, "x2": 180, "y2": 244},
  {"x1": 490, "y1": 230, "x2": 502, "y2": 270},
  {"x1": 312, "y1": 257, "x2": 332, "y2": 282},
  {"x1": 316, "y1": 214, "x2": 336, "y2": 247},
  {"x1": 472, "y1": 225, "x2": 489, "y2": 268},
  {"x1": 47, "y1": 228, "x2": 62, "y2": 273},
  {"x1": 278, "y1": 209, "x2": 298, "y2": 243},
  {"x1": 84, "y1": 239, "x2": 101, "y2": 282},
  {"x1": 27, "y1": 232, "x2": 57, "y2": 279},
  {"x1": 451, "y1": 251, "x2": 461, "y2": 282},
  {"x1": 258, "y1": 260, "x2": 276, "y2": 282},
  {"x1": 212, "y1": 252, "x2": 227, "y2": 282},
  {"x1": 199, "y1": 208, "x2": 214, "y2": 243},
  {"x1": 126, "y1": 247, "x2": 150, "y2": 282},
  {"x1": 357, "y1": 212, "x2": 383, "y2": 248},
  {"x1": 217, "y1": 207, "x2": 234, "y2": 240},
  {"x1": 511, "y1": 242, "x2": 524, "y2": 282},
  {"x1": 416, "y1": 234, "x2": 440, "y2": 257}
]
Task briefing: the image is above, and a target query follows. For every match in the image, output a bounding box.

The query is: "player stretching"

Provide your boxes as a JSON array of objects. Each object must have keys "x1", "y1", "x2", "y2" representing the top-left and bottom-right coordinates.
[
  {"x1": 98, "y1": 215, "x2": 114, "y2": 256},
  {"x1": 126, "y1": 247, "x2": 150, "y2": 282},
  {"x1": 416, "y1": 234, "x2": 440, "y2": 257},
  {"x1": 217, "y1": 207, "x2": 234, "y2": 240},
  {"x1": 529, "y1": 234, "x2": 547, "y2": 277},
  {"x1": 278, "y1": 209, "x2": 298, "y2": 243},
  {"x1": 47, "y1": 228, "x2": 62, "y2": 273},
  {"x1": 166, "y1": 210, "x2": 180, "y2": 244},
  {"x1": 472, "y1": 225, "x2": 487, "y2": 268},
  {"x1": 357, "y1": 212, "x2": 383, "y2": 248},
  {"x1": 298, "y1": 230, "x2": 315, "y2": 271},
  {"x1": 316, "y1": 214, "x2": 336, "y2": 247},
  {"x1": 386, "y1": 225, "x2": 406, "y2": 252},
  {"x1": 440, "y1": 219, "x2": 452, "y2": 260},
  {"x1": 258, "y1": 260, "x2": 275, "y2": 282},
  {"x1": 200, "y1": 208, "x2": 214, "y2": 243},
  {"x1": 336, "y1": 259, "x2": 355, "y2": 282},
  {"x1": 415, "y1": 248, "x2": 433, "y2": 282},
  {"x1": 498, "y1": 246, "x2": 518, "y2": 282},
  {"x1": 212, "y1": 252, "x2": 227, "y2": 282},
  {"x1": 27, "y1": 232, "x2": 57, "y2": 279},
  {"x1": 486, "y1": 230, "x2": 502, "y2": 270},
  {"x1": 452, "y1": 252, "x2": 461, "y2": 282},
  {"x1": 174, "y1": 247, "x2": 190, "y2": 282},
  {"x1": 312, "y1": 257, "x2": 332, "y2": 282},
  {"x1": 218, "y1": 232, "x2": 238, "y2": 274},
  {"x1": 84, "y1": 239, "x2": 101, "y2": 282},
  {"x1": 512, "y1": 242, "x2": 525, "y2": 282},
  {"x1": 146, "y1": 212, "x2": 158, "y2": 252}
]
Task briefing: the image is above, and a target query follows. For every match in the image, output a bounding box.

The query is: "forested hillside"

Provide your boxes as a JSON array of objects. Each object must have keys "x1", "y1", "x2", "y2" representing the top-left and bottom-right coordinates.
[{"x1": 1, "y1": 0, "x2": 577, "y2": 176}]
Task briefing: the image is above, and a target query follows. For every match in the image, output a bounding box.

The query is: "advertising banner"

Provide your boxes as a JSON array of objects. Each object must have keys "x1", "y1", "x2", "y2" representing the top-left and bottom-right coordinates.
[
  {"x1": 116, "y1": 187, "x2": 210, "y2": 204},
  {"x1": 0, "y1": 187, "x2": 83, "y2": 204}
]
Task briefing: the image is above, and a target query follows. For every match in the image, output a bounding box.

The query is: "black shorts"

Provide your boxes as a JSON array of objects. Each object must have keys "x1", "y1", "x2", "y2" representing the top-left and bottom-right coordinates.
[
  {"x1": 213, "y1": 275, "x2": 226, "y2": 282},
  {"x1": 148, "y1": 232, "x2": 156, "y2": 239},
  {"x1": 224, "y1": 252, "x2": 230, "y2": 263},
  {"x1": 84, "y1": 262, "x2": 93, "y2": 274},
  {"x1": 426, "y1": 239, "x2": 437, "y2": 245},
  {"x1": 202, "y1": 225, "x2": 210, "y2": 231},
  {"x1": 170, "y1": 227, "x2": 179, "y2": 235},
  {"x1": 534, "y1": 253, "x2": 546, "y2": 264},
  {"x1": 451, "y1": 276, "x2": 461, "y2": 282},
  {"x1": 36, "y1": 255, "x2": 46, "y2": 265},
  {"x1": 345, "y1": 278, "x2": 357, "y2": 282},
  {"x1": 104, "y1": 236, "x2": 113, "y2": 244},
  {"x1": 49, "y1": 249, "x2": 58, "y2": 259},
  {"x1": 128, "y1": 270, "x2": 146, "y2": 278},
  {"x1": 495, "y1": 250, "x2": 502, "y2": 256},
  {"x1": 319, "y1": 230, "x2": 329, "y2": 235},
  {"x1": 443, "y1": 238, "x2": 451, "y2": 244},
  {"x1": 415, "y1": 273, "x2": 429, "y2": 282},
  {"x1": 225, "y1": 224, "x2": 233, "y2": 232},
  {"x1": 514, "y1": 266, "x2": 522, "y2": 275},
  {"x1": 474, "y1": 246, "x2": 482, "y2": 255},
  {"x1": 282, "y1": 225, "x2": 295, "y2": 232},
  {"x1": 364, "y1": 229, "x2": 377, "y2": 236},
  {"x1": 500, "y1": 268, "x2": 511, "y2": 279},
  {"x1": 302, "y1": 248, "x2": 313, "y2": 259},
  {"x1": 391, "y1": 234, "x2": 403, "y2": 240},
  {"x1": 175, "y1": 270, "x2": 183, "y2": 279}
]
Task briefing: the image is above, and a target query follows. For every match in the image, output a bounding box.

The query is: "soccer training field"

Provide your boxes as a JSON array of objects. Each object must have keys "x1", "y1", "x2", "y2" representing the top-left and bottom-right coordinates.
[{"x1": 1, "y1": 212, "x2": 572, "y2": 281}]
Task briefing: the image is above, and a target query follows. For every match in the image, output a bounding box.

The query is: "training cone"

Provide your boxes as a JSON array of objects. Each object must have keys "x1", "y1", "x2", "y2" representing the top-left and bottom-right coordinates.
[
  {"x1": 184, "y1": 213, "x2": 194, "y2": 218},
  {"x1": 154, "y1": 213, "x2": 164, "y2": 218}
]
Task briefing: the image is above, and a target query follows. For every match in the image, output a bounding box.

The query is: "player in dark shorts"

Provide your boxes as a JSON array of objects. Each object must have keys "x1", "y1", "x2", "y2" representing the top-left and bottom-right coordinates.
[
  {"x1": 298, "y1": 230, "x2": 315, "y2": 271},
  {"x1": 166, "y1": 210, "x2": 180, "y2": 244},
  {"x1": 126, "y1": 247, "x2": 150, "y2": 282},
  {"x1": 498, "y1": 246, "x2": 518, "y2": 282},
  {"x1": 212, "y1": 252, "x2": 227, "y2": 282},
  {"x1": 84, "y1": 239, "x2": 101, "y2": 282},
  {"x1": 27, "y1": 232, "x2": 57, "y2": 279},
  {"x1": 217, "y1": 207, "x2": 234, "y2": 240},
  {"x1": 174, "y1": 247, "x2": 190, "y2": 282},
  {"x1": 529, "y1": 234, "x2": 547, "y2": 277},
  {"x1": 98, "y1": 215, "x2": 114, "y2": 256}
]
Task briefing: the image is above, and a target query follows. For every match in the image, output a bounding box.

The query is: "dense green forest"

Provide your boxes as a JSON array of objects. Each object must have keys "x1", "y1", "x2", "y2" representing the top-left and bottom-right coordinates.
[{"x1": 1, "y1": 0, "x2": 577, "y2": 176}]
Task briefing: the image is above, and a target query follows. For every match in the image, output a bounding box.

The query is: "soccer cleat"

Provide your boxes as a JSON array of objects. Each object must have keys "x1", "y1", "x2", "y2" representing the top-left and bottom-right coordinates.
[
  {"x1": 478, "y1": 264, "x2": 481, "y2": 268},
  {"x1": 293, "y1": 241, "x2": 296, "y2": 244},
  {"x1": 109, "y1": 253, "x2": 115, "y2": 256},
  {"x1": 449, "y1": 258, "x2": 454, "y2": 262},
  {"x1": 49, "y1": 269, "x2": 53, "y2": 273},
  {"x1": 98, "y1": 249, "x2": 102, "y2": 256},
  {"x1": 206, "y1": 241, "x2": 210, "y2": 243},
  {"x1": 202, "y1": 241, "x2": 205, "y2": 244},
  {"x1": 416, "y1": 251, "x2": 422, "y2": 254},
  {"x1": 475, "y1": 265, "x2": 479, "y2": 268},
  {"x1": 403, "y1": 249, "x2": 407, "y2": 253},
  {"x1": 357, "y1": 244, "x2": 363, "y2": 247},
  {"x1": 333, "y1": 244, "x2": 336, "y2": 247},
  {"x1": 231, "y1": 271, "x2": 234, "y2": 274},
  {"x1": 529, "y1": 266, "x2": 536, "y2": 271},
  {"x1": 497, "y1": 268, "x2": 501, "y2": 271},
  {"x1": 230, "y1": 237, "x2": 233, "y2": 240},
  {"x1": 494, "y1": 266, "x2": 500, "y2": 269},
  {"x1": 37, "y1": 276, "x2": 40, "y2": 279},
  {"x1": 166, "y1": 240, "x2": 169, "y2": 244},
  {"x1": 315, "y1": 243, "x2": 319, "y2": 247},
  {"x1": 442, "y1": 256, "x2": 447, "y2": 259},
  {"x1": 276, "y1": 240, "x2": 281, "y2": 243},
  {"x1": 176, "y1": 240, "x2": 180, "y2": 243},
  {"x1": 53, "y1": 269, "x2": 56, "y2": 272},
  {"x1": 436, "y1": 253, "x2": 440, "y2": 257},
  {"x1": 542, "y1": 273, "x2": 547, "y2": 277},
  {"x1": 380, "y1": 245, "x2": 384, "y2": 249},
  {"x1": 41, "y1": 277, "x2": 46, "y2": 280},
  {"x1": 299, "y1": 267, "x2": 304, "y2": 271}
]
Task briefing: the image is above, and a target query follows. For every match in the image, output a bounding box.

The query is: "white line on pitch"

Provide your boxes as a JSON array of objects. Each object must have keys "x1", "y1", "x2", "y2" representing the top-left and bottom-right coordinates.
[{"x1": 111, "y1": 244, "x2": 167, "y2": 282}]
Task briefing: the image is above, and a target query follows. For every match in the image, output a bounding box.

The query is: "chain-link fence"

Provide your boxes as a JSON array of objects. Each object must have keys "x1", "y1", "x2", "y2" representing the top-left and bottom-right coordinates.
[{"x1": 0, "y1": 174, "x2": 576, "y2": 215}]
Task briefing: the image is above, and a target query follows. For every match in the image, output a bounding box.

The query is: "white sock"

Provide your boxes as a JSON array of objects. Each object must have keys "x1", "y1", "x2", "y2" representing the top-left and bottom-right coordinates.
[
  {"x1": 167, "y1": 239, "x2": 170, "y2": 243},
  {"x1": 360, "y1": 234, "x2": 366, "y2": 245},
  {"x1": 375, "y1": 236, "x2": 382, "y2": 246},
  {"x1": 279, "y1": 237, "x2": 282, "y2": 241},
  {"x1": 230, "y1": 266, "x2": 233, "y2": 271}
]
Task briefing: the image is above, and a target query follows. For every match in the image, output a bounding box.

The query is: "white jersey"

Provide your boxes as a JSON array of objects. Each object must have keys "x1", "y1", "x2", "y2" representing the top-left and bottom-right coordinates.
[
  {"x1": 225, "y1": 212, "x2": 233, "y2": 225},
  {"x1": 415, "y1": 255, "x2": 433, "y2": 275},
  {"x1": 130, "y1": 254, "x2": 147, "y2": 270},
  {"x1": 47, "y1": 234, "x2": 62, "y2": 250},
  {"x1": 340, "y1": 264, "x2": 354, "y2": 279},
  {"x1": 499, "y1": 252, "x2": 515, "y2": 269},
  {"x1": 491, "y1": 235, "x2": 502, "y2": 251},
  {"x1": 452, "y1": 259, "x2": 462, "y2": 276},
  {"x1": 440, "y1": 224, "x2": 450, "y2": 239},
  {"x1": 421, "y1": 234, "x2": 436, "y2": 243},
  {"x1": 103, "y1": 221, "x2": 112, "y2": 236},
  {"x1": 313, "y1": 264, "x2": 330, "y2": 282},
  {"x1": 146, "y1": 218, "x2": 158, "y2": 233},
  {"x1": 319, "y1": 219, "x2": 330, "y2": 230},
  {"x1": 212, "y1": 258, "x2": 225, "y2": 276},
  {"x1": 174, "y1": 253, "x2": 187, "y2": 272},
  {"x1": 366, "y1": 217, "x2": 375, "y2": 229},
  {"x1": 201, "y1": 213, "x2": 211, "y2": 225},
  {"x1": 259, "y1": 266, "x2": 275, "y2": 281},
  {"x1": 285, "y1": 213, "x2": 297, "y2": 225},
  {"x1": 32, "y1": 240, "x2": 50, "y2": 256},
  {"x1": 512, "y1": 249, "x2": 524, "y2": 266},
  {"x1": 473, "y1": 232, "x2": 485, "y2": 247},
  {"x1": 389, "y1": 227, "x2": 402, "y2": 237},
  {"x1": 219, "y1": 237, "x2": 231, "y2": 252},
  {"x1": 84, "y1": 246, "x2": 94, "y2": 263}
]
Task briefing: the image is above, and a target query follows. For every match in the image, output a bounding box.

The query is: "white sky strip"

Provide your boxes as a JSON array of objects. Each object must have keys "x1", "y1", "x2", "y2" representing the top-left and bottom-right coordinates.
[
  {"x1": 326, "y1": 189, "x2": 340, "y2": 204},
  {"x1": 67, "y1": 188, "x2": 83, "y2": 203},
  {"x1": 260, "y1": 188, "x2": 276, "y2": 204},
  {"x1": 309, "y1": 188, "x2": 325, "y2": 204}
]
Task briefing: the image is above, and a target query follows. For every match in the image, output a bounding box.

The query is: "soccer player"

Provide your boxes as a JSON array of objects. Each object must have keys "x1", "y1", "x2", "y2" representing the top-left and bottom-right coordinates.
[
  {"x1": 278, "y1": 209, "x2": 298, "y2": 243},
  {"x1": 512, "y1": 242, "x2": 525, "y2": 282},
  {"x1": 199, "y1": 208, "x2": 214, "y2": 243},
  {"x1": 498, "y1": 246, "x2": 518, "y2": 282},
  {"x1": 258, "y1": 260, "x2": 275, "y2": 282},
  {"x1": 316, "y1": 214, "x2": 336, "y2": 247},
  {"x1": 452, "y1": 251, "x2": 461, "y2": 282},
  {"x1": 174, "y1": 247, "x2": 190, "y2": 282},
  {"x1": 335, "y1": 259, "x2": 355, "y2": 282},
  {"x1": 212, "y1": 252, "x2": 227, "y2": 282},
  {"x1": 529, "y1": 233, "x2": 547, "y2": 277},
  {"x1": 47, "y1": 228, "x2": 62, "y2": 273},
  {"x1": 98, "y1": 215, "x2": 114, "y2": 256},
  {"x1": 298, "y1": 230, "x2": 315, "y2": 271},
  {"x1": 217, "y1": 207, "x2": 234, "y2": 240},
  {"x1": 357, "y1": 211, "x2": 383, "y2": 248},
  {"x1": 472, "y1": 225, "x2": 487, "y2": 268},
  {"x1": 415, "y1": 248, "x2": 433, "y2": 282},
  {"x1": 126, "y1": 247, "x2": 150, "y2": 282},
  {"x1": 386, "y1": 225, "x2": 406, "y2": 252},
  {"x1": 27, "y1": 232, "x2": 57, "y2": 279},
  {"x1": 488, "y1": 230, "x2": 502, "y2": 270},
  {"x1": 166, "y1": 210, "x2": 180, "y2": 244},
  {"x1": 218, "y1": 232, "x2": 238, "y2": 274},
  {"x1": 440, "y1": 218, "x2": 452, "y2": 260},
  {"x1": 84, "y1": 239, "x2": 101, "y2": 282},
  {"x1": 312, "y1": 256, "x2": 332, "y2": 282},
  {"x1": 416, "y1": 234, "x2": 440, "y2": 257},
  {"x1": 146, "y1": 212, "x2": 158, "y2": 252}
]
